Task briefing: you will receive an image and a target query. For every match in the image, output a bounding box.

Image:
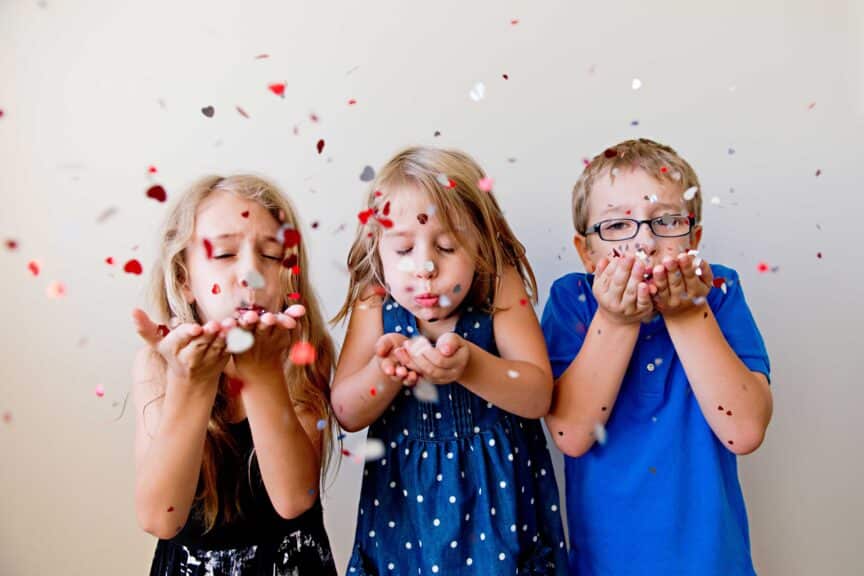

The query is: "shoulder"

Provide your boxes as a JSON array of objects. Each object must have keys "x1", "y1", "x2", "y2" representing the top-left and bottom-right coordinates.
[
  {"x1": 707, "y1": 264, "x2": 745, "y2": 306},
  {"x1": 545, "y1": 272, "x2": 593, "y2": 313}
]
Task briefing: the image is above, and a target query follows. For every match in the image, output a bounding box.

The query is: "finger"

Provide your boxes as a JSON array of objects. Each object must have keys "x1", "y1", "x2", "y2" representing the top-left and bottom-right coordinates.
[
  {"x1": 394, "y1": 364, "x2": 408, "y2": 379},
  {"x1": 404, "y1": 371, "x2": 419, "y2": 387},
  {"x1": 664, "y1": 257, "x2": 684, "y2": 304},
  {"x1": 380, "y1": 357, "x2": 396, "y2": 376},
  {"x1": 435, "y1": 333, "x2": 462, "y2": 357},
  {"x1": 132, "y1": 308, "x2": 164, "y2": 347},
  {"x1": 651, "y1": 265, "x2": 670, "y2": 302},
  {"x1": 283, "y1": 304, "x2": 306, "y2": 319},
  {"x1": 608, "y1": 256, "x2": 634, "y2": 302},
  {"x1": 636, "y1": 282, "x2": 653, "y2": 313},
  {"x1": 408, "y1": 351, "x2": 440, "y2": 376},
  {"x1": 276, "y1": 313, "x2": 298, "y2": 330},
  {"x1": 594, "y1": 257, "x2": 610, "y2": 278},
  {"x1": 202, "y1": 320, "x2": 221, "y2": 336},
  {"x1": 622, "y1": 261, "x2": 644, "y2": 309},
  {"x1": 375, "y1": 336, "x2": 396, "y2": 358},
  {"x1": 240, "y1": 310, "x2": 259, "y2": 328},
  {"x1": 161, "y1": 323, "x2": 203, "y2": 357},
  {"x1": 678, "y1": 253, "x2": 698, "y2": 289}
]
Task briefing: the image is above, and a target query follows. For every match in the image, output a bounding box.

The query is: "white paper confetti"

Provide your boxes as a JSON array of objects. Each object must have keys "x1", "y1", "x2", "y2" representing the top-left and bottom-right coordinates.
[
  {"x1": 243, "y1": 270, "x2": 265, "y2": 289},
  {"x1": 398, "y1": 257, "x2": 415, "y2": 272},
  {"x1": 594, "y1": 423, "x2": 608, "y2": 445},
  {"x1": 507, "y1": 370, "x2": 520, "y2": 379},
  {"x1": 631, "y1": 78, "x2": 642, "y2": 90},
  {"x1": 226, "y1": 327, "x2": 255, "y2": 353},
  {"x1": 436, "y1": 173, "x2": 451, "y2": 187},
  {"x1": 439, "y1": 295, "x2": 452, "y2": 307},
  {"x1": 469, "y1": 82, "x2": 486, "y2": 101},
  {"x1": 423, "y1": 260, "x2": 435, "y2": 273},
  {"x1": 361, "y1": 438, "x2": 386, "y2": 461},
  {"x1": 414, "y1": 380, "x2": 439, "y2": 403},
  {"x1": 683, "y1": 186, "x2": 699, "y2": 201}
]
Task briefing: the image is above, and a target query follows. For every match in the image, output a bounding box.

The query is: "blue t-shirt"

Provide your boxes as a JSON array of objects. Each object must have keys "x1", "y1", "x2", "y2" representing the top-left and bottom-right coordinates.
[{"x1": 541, "y1": 264, "x2": 770, "y2": 576}]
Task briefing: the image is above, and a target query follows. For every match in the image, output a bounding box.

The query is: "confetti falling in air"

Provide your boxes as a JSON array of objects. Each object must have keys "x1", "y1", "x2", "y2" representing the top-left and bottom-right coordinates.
[
  {"x1": 203, "y1": 238, "x2": 213, "y2": 259},
  {"x1": 439, "y1": 295, "x2": 452, "y2": 307},
  {"x1": 815, "y1": 169, "x2": 822, "y2": 177},
  {"x1": 2, "y1": 412, "x2": 11, "y2": 424},
  {"x1": 469, "y1": 82, "x2": 486, "y2": 102},
  {"x1": 268, "y1": 83, "x2": 286, "y2": 97},
  {"x1": 242, "y1": 270, "x2": 265, "y2": 289},
  {"x1": 211, "y1": 283, "x2": 221, "y2": 295},
  {"x1": 604, "y1": 148, "x2": 618, "y2": 159},
  {"x1": 506, "y1": 370, "x2": 520, "y2": 379},
  {"x1": 27, "y1": 260, "x2": 40, "y2": 276},
  {"x1": 414, "y1": 380, "x2": 439, "y2": 403},
  {"x1": 235, "y1": 106, "x2": 250, "y2": 118},
  {"x1": 683, "y1": 186, "x2": 699, "y2": 201},
  {"x1": 417, "y1": 213, "x2": 428, "y2": 225},
  {"x1": 477, "y1": 178, "x2": 494, "y2": 192},
  {"x1": 727, "y1": 147, "x2": 736, "y2": 155},
  {"x1": 316, "y1": 139, "x2": 325, "y2": 154},
  {"x1": 502, "y1": 73, "x2": 509, "y2": 80},
  {"x1": 398, "y1": 257, "x2": 415, "y2": 272},
  {"x1": 94, "y1": 385, "x2": 105, "y2": 398},
  {"x1": 226, "y1": 328, "x2": 255, "y2": 354},
  {"x1": 201, "y1": 106, "x2": 214, "y2": 118},
  {"x1": 96, "y1": 206, "x2": 118, "y2": 223},
  {"x1": 123, "y1": 259, "x2": 143, "y2": 275},
  {"x1": 147, "y1": 165, "x2": 158, "y2": 174},
  {"x1": 281, "y1": 253, "x2": 298, "y2": 270},
  {"x1": 277, "y1": 225, "x2": 301, "y2": 248},
  {"x1": 289, "y1": 341, "x2": 316, "y2": 365},
  {"x1": 710, "y1": 196, "x2": 721, "y2": 206},
  {"x1": 359, "y1": 165, "x2": 375, "y2": 182},
  {"x1": 46, "y1": 281, "x2": 66, "y2": 299},
  {"x1": 146, "y1": 184, "x2": 167, "y2": 203},
  {"x1": 631, "y1": 78, "x2": 642, "y2": 90},
  {"x1": 757, "y1": 261, "x2": 771, "y2": 273},
  {"x1": 436, "y1": 173, "x2": 456, "y2": 189},
  {"x1": 594, "y1": 423, "x2": 608, "y2": 445},
  {"x1": 510, "y1": 18, "x2": 520, "y2": 25},
  {"x1": 348, "y1": 99, "x2": 357, "y2": 106},
  {"x1": 316, "y1": 419, "x2": 326, "y2": 431},
  {"x1": 6, "y1": 239, "x2": 18, "y2": 250}
]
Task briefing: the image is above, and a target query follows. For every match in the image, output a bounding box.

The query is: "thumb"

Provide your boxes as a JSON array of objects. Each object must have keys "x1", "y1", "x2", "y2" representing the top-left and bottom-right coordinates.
[
  {"x1": 436, "y1": 333, "x2": 461, "y2": 357},
  {"x1": 375, "y1": 335, "x2": 395, "y2": 357},
  {"x1": 132, "y1": 308, "x2": 165, "y2": 347}
]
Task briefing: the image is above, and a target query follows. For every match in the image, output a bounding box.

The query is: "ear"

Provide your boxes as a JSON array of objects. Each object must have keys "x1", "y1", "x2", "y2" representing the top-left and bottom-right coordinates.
[
  {"x1": 573, "y1": 233, "x2": 598, "y2": 274},
  {"x1": 690, "y1": 225, "x2": 703, "y2": 250},
  {"x1": 178, "y1": 271, "x2": 196, "y2": 304}
]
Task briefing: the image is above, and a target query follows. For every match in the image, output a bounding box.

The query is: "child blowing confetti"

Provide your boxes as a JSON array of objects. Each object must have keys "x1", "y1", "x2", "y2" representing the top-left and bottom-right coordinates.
[
  {"x1": 131, "y1": 175, "x2": 337, "y2": 575},
  {"x1": 543, "y1": 139, "x2": 773, "y2": 575},
  {"x1": 332, "y1": 147, "x2": 567, "y2": 575}
]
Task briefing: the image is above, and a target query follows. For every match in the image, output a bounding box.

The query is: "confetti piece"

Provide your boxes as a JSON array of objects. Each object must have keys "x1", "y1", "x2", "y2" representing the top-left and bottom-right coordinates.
[
  {"x1": 147, "y1": 165, "x2": 158, "y2": 174},
  {"x1": 815, "y1": 169, "x2": 821, "y2": 177},
  {"x1": 46, "y1": 281, "x2": 66, "y2": 299},
  {"x1": 436, "y1": 173, "x2": 456, "y2": 188},
  {"x1": 630, "y1": 120, "x2": 639, "y2": 126},
  {"x1": 422, "y1": 260, "x2": 435, "y2": 273},
  {"x1": 226, "y1": 328, "x2": 255, "y2": 353},
  {"x1": 201, "y1": 106, "x2": 214, "y2": 118},
  {"x1": 757, "y1": 261, "x2": 770, "y2": 273},
  {"x1": 211, "y1": 283, "x2": 220, "y2": 295},
  {"x1": 316, "y1": 139, "x2": 325, "y2": 154},
  {"x1": 0, "y1": 109, "x2": 4, "y2": 118},
  {"x1": 469, "y1": 82, "x2": 486, "y2": 102},
  {"x1": 414, "y1": 380, "x2": 439, "y2": 403},
  {"x1": 123, "y1": 259, "x2": 143, "y2": 275},
  {"x1": 369, "y1": 386, "x2": 378, "y2": 396},
  {"x1": 226, "y1": 377, "x2": 244, "y2": 396},
  {"x1": 104, "y1": 257, "x2": 114, "y2": 265},
  {"x1": 453, "y1": 284, "x2": 462, "y2": 294},
  {"x1": 360, "y1": 165, "x2": 375, "y2": 182},
  {"x1": 510, "y1": 18, "x2": 520, "y2": 25},
  {"x1": 316, "y1": 419, "x2": 326, "y2": 431},
  {"x1": 167, "y1": 506, "x2": 175, "y2": 512},
  {"x1": 417, "y1": 213, "x2": 428, "y2": 225},
  {"x1": 146, "y1": 184, "x2": 167, "y2": 203},
  {"x1": 96, "y1": 206, "x2": 118, "y2": 223},
  {"x1": 727, "y1": 147, "x2": 735, "y2": 155},
  {"x1": 348, "y1": 99, "x2": 357, "y2": 106},
  {"x1": 807, "y1": 101, "x2": 816, "y2": 110},
  {"x1": 236, "y1": 106, "x2": 250, "y2": 118},
  {"x1": 519, "y1": 298, "x2": 528, "y2": 306},
  {"x1": 282, "y1": 254, "x2": 298, "y2": 269},
  {"x1": 506, "y1": 370, "x2": 519, "y2": 379},
  {"x1": 594, "y1": 423, "x2": 607, "y2": 445},
  {"x1": 817, "y1": 252, "x2": 822, "y2": 259},
  {"x1": 631, "y1": 78, "x2": 642, "y2": 90},
  {"x1": 648, "y1": 194, "x2": 658, "y2": 203},
  {"x1": 683, "y1": 186, "x2": 698, "y2": 201},
  {"x1": 2, "y1": 412, "x2": 11, "y2": 423},
  {"x1": 439, "y1": 295, "x2": 452, "y2": 307},
  {"x1": 242, "y1": 270, "x2": 265, "y2": 289},
  {"x1": 398, "y1": 257, "x2": 415, "y2": 272},
  {"x1": 203, "y1": 238, "x2": 213, "y2": 259},
  {"x1": 433, "y1": 131, "x2": 441, "y2": 137},
  {"x1": 277, "y1": 225, "x2": 301, "y2": 248},
  {"x1": 477, "y1": 177, "x2": 494, "y2": 192},
  {"x1": 94, "y1": 384, "x2": 105, "y2": 398},
  {"x1": 604, "y1": 148, "x2": 617, "y2": 159},
  {"x1": 27, "y1": 260, "x2": 40, "y2": 276},
  {"x1": 289, "y1": 341, "x2": 316, "y2": 365},
  {"x1": 360, "y1": 438, "x2": 386, "y2": 461},
  {"x1": 710, "y1": 196, "x2": 721, "y2": 206},
  {"x1": 5, "y1": 239, "x2": 18, "y2": 250},
  {"x1": 502, "y1": 74, "x2": 509, "y2": 80},
  {"x1": 268, "y1": 83, "x2": 286, "y2": 97}
]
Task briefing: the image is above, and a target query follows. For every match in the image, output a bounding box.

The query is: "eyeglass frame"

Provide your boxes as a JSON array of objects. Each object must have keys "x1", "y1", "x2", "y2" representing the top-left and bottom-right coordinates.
[{"x1": 584, "y1": 214, "x2": 696, "y2": 241}]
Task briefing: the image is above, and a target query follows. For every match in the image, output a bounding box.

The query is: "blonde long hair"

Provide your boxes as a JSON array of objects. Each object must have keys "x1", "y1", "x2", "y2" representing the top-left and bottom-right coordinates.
[
  {"x1": 333, "y1": 146, "x2": 537, "y2": 324},
  {"x1": 146, "y1": 174, "x2": 335, "y2": 532}
]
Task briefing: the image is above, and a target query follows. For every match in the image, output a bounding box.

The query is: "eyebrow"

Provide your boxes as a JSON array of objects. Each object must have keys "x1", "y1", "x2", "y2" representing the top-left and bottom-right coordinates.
[
  {"x1": 599, "y1": 202, "x2": 684, "y2": 217},
  {"x1": 211, "y1": 233, "x2": 281, "y2": 244}
]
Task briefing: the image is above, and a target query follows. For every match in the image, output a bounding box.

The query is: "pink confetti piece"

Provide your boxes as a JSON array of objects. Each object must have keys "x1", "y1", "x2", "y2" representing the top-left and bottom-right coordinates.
[
  {"x1": 105, "y1": 257, "x2": 114, "y2": 265},
  {"x1": 123, "y1": 259, "x2": 143, "y2": 275},
  {"x1": 477, "y1": 177, "x2": 494, "y2": 192},
  {"x1": 255, "y1": 54, "x2": 270, "y2": 59},
  {"x1": 309, "y1": 112, "x2": 319, "y2": 123},
  {"x1": 27, "y1": 260, "x2": 40, "y2": 276},
  {"x1": 2, "y1": 411, "x2": 11, "y2": 423},
  {"x1": 289, "y1": 342, "x2": 316, "y2": 365},
  {"x1": 147, "y1": 165, "x2": 158, "y2": 174},
  {"x1": 757, "y1": 261, "x2": 770, "y2": 273},
  {"x1": 95, "y1": 385, "x2": 105, "y2": 398},
  {"x1": 268, "y1": 83, "x2": 285, "y2": 97},
  {"x1": 348, "y1": 98, "x2": 357, "y2": 105},
  {"x1": 46, "y1": 281, "x2": 66, "y2": 299},
  {"x1": 510, "y1": 18, "x2": 520, "y2": 25}
]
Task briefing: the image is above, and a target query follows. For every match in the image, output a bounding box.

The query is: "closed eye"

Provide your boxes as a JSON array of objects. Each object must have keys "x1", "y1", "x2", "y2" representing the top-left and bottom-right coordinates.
[
  {"x1": 214, "y1": 254, "x2": 235, "y2": 259},
  {"x1": 395, "y1": 248, "x2": 413, "y2": 256},
  {"x1": 437, "y1": 246, "x2": 455, "y2": 254},
  {"x1": 263, "y1": 254, "x2": 283, "y2": 261}
]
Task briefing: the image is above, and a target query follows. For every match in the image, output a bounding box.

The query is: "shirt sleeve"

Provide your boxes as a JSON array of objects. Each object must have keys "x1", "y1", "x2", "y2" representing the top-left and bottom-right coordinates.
[
  {"x1": 710, "y1": 266, "x2": 771, "y2": 382},
  {"x1": 541, "y1": 275, "x2": 595, "y2": 380}
]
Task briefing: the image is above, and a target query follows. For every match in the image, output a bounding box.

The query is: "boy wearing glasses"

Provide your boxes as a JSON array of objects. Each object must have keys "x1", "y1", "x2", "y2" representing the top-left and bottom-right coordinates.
[{"x1": 542, "y1": 139, "x2": 772, "y2": 575}]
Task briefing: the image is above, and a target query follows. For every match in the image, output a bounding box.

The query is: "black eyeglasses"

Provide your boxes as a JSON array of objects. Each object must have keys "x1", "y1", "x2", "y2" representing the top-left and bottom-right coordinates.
[{"x1": 585, "y1": 214, "x2": 695, "y2": 241}]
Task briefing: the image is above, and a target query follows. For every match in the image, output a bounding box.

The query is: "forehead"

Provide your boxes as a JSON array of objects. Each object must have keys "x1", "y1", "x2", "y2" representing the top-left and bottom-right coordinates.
[
  {"x1": 587, "y1": 167, "x2": 684, "y2": 216},
  {"x1": 194, "y1": 190, "x2": 279, "y2": 236}
]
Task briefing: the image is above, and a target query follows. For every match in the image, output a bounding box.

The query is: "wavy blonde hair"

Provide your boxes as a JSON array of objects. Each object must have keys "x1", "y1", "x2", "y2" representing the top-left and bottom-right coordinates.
[
  {"x1": 333, "y1": 146, "x2": 537, "y2": 324},
  {"x1": 572, "y1": 138, "x2": 703, "y2": 235},
  {"x1": 146, "y1": 174, "x2": 335, "y2": 532}
]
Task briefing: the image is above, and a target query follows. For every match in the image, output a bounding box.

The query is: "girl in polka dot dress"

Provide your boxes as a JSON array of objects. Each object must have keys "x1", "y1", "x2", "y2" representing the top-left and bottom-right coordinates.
[{"x1": 332, "y1": 147, "x2": 568, "y2": 575}]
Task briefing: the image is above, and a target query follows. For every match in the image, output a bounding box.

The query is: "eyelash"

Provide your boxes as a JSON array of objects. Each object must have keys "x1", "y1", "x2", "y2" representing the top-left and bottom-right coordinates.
[
  {"x1": 395, "y1": 246, "x2": 455, "y2": 256},
  {"x1": 214, "y1": 254, "x2": 282, "y2": 261}
]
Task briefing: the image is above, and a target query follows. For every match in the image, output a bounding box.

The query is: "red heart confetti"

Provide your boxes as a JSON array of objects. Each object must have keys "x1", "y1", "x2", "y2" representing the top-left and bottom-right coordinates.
[
  {"x1": 417, "y1": 213, "x2": 428, "y2": 225},
  {"x1": 712, "y1": 278, "x2": 726, "y2": 289},
  {"x1": 374, "y1": 190, "x2": 383, "y2": 197},
  {"x1": 519, "y1": 298, "x2": 528, "y2": 306},
  {"x1": 726, "y1": 410, "x2": 733, "y2": 416},
  {"x1": 510, "y1": 18, "x2": 520, "y2": 25},
  {"x1": 201, "y1": 106, "x2": 214, "y2": 118},
  {"x1": 105, "y1": 257, "x2": 114, "y2": 265},
  {"x1": 123, "y1": 259, "x2": 143, "y2": 275},
  {"x1": 357, "y1": 208, "x2": 375, "y2": 224},
  {"x1": 95, "y1": 385, "x2": 105, "y2": 398},
  {"x1": 604, "y1": 148, "x2": 618, "y2": 158},
  {"x1": 157, "y1": 324, "x2": 169, "y2": 338},
  {"x1": 5, "y1": 239, "x2": 17, "y2": 250},
  {"x1": 288, "y1": 292, "x2": 301, "y2": 300},
  {"x1": 281, "y1": 228, "x2": 301, "y2": 248},
  {"x1": 382, "y1": 201, "x2": 391, "y2": 216},
  {"x1": 282, "y1": 254, "x2": 298, "y2": 269},
  {"x1": 226, "y1": 377, "x2": 244, "y2": 396},
  {"x1": 148, "y1": 165, "x2": 158, "y2": 174},
  {"x1": 370, "y1": 387, "x2": 377, "y2": 397},
  {"x1": 241, "y1": 210, "x2": 250, "y2": 218},
  {"x1": 167, "y1": 506, "x2": 175, "y2": 512},
  {"x1": 290, "y1": 264, "x2": 300, "y2": 275},
  {"x1": 27, "y1": 260, "x2": 40, "y2": 276},
  {"x1": 348, "y1": 99, "x2": 357, "y2": 106},
  {"x1": 660, "y1": 166, "x2": 668, "y2": 173},
  {"x1": 203, "y1": 238, "x2": 213, "y2": 259},
  {"x1": 236, "y1": 106, "x2": 250, "y2": 118},
  {"x1": 717, "y1": 405, "x2": 724, "y2": 411},
  {"x1": 756, "y1": 262, "x2": 770, "y2": 273},
  {"x1": 289, "y1": 341, "x2": 317, "y2": 365},
  {"x1": 146, "y1": 185, "x2": 167, "y2": 203},
  {"x1": 316, "y1": 139, "x2": 325, "y2": 154},
  {"x1": 376, "y1": 217, "x2": 393, "y2": 229},
  {"x1": 211, "y1": 283, "x2": 221, "y2": 295},
  {"x1": 268, "y1": 83, "x2": 285, "y2": 97}
]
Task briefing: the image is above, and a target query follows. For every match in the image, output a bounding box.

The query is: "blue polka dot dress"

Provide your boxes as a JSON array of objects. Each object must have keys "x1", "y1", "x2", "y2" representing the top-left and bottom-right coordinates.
[{"x1": 346, "y1": 299, "x2": 568, "y2": 575}]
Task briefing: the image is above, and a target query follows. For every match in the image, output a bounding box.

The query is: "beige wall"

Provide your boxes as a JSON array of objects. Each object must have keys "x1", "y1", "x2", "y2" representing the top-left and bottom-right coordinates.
[{"x1": 1, "y1": 0, "x2": 862, "y2": 574}]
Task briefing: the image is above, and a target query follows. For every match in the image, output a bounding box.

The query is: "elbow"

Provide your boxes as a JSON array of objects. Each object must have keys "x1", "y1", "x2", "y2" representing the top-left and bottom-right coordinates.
[
  {"x1": 726, "y1": 425, "x2": 767, "y2": 456},
  {"x1": 136, "y1": 509, "x2": 184, "y2": 540},
  {"x1": 556, "y1": 436, "x2": 594, "y2": 458},
  {"x1": 545, "y1": 414, "x2": 593, "y2": 458},
  {"x1": 273, "y1": 491, "x2": 316, "y2": 520},
  {"x1": 334, "y1": 413, "x2": 365, "y2": 433}
]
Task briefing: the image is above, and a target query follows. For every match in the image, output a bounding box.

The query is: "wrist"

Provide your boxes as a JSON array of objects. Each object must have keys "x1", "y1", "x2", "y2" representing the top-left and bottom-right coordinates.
[
  {"x1": 663, "y1": 301, "x2": 710, "y2": 325},
  {"x1": 596, "y1": 307, "x2": 643, "y2": 329}
]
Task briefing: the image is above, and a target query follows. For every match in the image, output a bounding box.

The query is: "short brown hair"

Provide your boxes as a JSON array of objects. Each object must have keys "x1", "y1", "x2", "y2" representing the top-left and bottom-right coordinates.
[{"x1": 571, "y1": 138, "x2": 702, "y2": 235}]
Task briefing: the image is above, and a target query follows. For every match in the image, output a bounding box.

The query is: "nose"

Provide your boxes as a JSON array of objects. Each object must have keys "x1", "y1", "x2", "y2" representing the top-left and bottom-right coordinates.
[
  {"x1": 237, "y1": 250, "x2": 266, "y2": 300},
  {"x1": 413, "y1": 245, "x2": 437, "y2": 280},
  {"x1": 633, "y1": 221, "x2": 658, "y2": 255}
]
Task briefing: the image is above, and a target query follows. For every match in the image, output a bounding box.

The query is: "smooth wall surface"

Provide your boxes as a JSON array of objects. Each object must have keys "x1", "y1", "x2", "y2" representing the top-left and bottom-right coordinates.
[{"x1": 1, "y1": 1, "x2": 861, "y2": 574}]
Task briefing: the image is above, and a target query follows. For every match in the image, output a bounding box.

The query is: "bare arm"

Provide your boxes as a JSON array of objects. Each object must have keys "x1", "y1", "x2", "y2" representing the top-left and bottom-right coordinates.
[
  {"x1": 331, "y1": 291, "x2": 417, "y2": 432},
  {"x1": 665, "y1": 306, "x2": 772, "y2": 454}
]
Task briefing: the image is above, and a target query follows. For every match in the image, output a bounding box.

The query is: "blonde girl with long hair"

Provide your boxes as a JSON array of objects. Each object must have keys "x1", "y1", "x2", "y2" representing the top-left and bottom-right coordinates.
[
  {"x1": 131, "y1": 175, "x2": 337, "y2": 575},
  {"x1": 332, "y1": 147, "x2": 568, "y2": 575}
]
